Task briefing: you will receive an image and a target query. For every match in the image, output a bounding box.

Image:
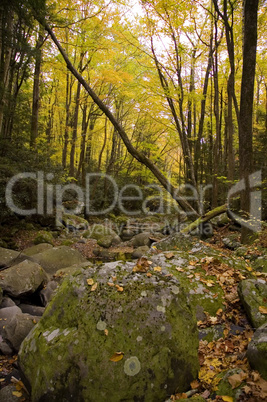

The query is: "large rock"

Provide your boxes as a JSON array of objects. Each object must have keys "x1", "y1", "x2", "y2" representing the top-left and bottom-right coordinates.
[
  {"x1": 97, "y1": 234, "x2": 121, "y2": 248},
  {"x1": 34, "y1": 230, "x2": 54, "y2": 245},
  {"x1": 23, "y1": 243, "x2": 53, "y2": 256},
  {"x1": 238, "y1": 280, "x2": 267, "y2": 328},
  {"x1": 247, "y1": 323, "x2": 267, "y2": 380},
  {"x1": 0, "y1": 247, "x2": 29, "y2": 268},
  {"x1": 61, "y1": 214, "x2": 89, "y2": 232},
  {"x1": 0, "y1": 260, "x2": 47, "y2": 297},
  {"x1": 131, "y1": 232, "x2": 152, "y2": 247},
  {"x1": 3, "y1": 312, "x2": 39, "y2": 351},
  {"x1": 31, "y1": 246, "x2": 87, "y2": 275},
  {"x1": 251, "y1": 256, "x2": 267, "y2": 273},
  {"x1": 19, "y1": 261, "x2": 199, "y2": 401}
]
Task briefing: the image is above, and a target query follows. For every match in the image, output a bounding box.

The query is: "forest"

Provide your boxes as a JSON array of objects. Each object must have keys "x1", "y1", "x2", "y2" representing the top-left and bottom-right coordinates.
[
  {"x1": 0, "y1": 0, "x2": 266, "y2": 229},
  {"x1": 0, "y1": 1, "x2": 267, "y2": 401}
]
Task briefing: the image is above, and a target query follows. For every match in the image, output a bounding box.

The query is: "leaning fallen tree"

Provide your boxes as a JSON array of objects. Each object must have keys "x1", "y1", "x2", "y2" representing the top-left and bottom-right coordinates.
[{"x1": 30, "y1": 7, "x2": 233, "y2": 233}]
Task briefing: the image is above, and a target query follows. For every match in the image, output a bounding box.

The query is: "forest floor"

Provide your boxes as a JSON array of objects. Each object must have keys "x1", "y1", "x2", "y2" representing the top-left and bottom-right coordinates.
[{"x1": 0, "y1": 224, "x2": 267, "y2": 401}]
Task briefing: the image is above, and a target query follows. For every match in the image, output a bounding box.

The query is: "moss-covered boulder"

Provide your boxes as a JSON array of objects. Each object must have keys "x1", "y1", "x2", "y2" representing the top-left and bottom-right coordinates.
[
  {"x1": 0, "y1": 260, "x2": 47, "y2": 297},
  {"x1": 61, "y1": 214, "x2": 89, "y2": 231},
  {"x1": 251, "y1": 256, "x2": 267, "y2": 273},
  {"x1": 34, "y1": 230, "x2": 54, "y2": 245},
  {"x1": 31, "y1": 246, "x2": 87, "y2": 276},
  {"x1": 19, "y1": 261, "x2": 199, "y2": 401},
  {"x1": 238, "y1": 280, "x2": 267, "y2": 328},
  {"x1": 247, "y1": 323, "x2": 267, "y2": 380},
  {"x1": 23, "y1": 243, "x2": 53, "y2": 256}
]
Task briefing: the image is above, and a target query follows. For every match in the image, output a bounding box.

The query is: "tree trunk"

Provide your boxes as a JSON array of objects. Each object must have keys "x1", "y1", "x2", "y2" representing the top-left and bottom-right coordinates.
[
  {"x1": 30, "y1": 28, "x2": 43, "y2": 148},
  {"x1": 239, "y1": 0, "x2": 259, "y2": 243},
  {"x1": 69, "y1": 81, "x2": 81, "y2": 177}
]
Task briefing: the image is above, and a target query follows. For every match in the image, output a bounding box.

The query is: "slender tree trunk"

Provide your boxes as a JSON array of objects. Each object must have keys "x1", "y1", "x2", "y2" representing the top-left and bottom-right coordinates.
[
  {"x1": 30, "y1": 28, "x2": 43, "y2": 148},
  {"x1": 69, "y1": 81, "x2": 81, "y2": 177},
  {"x1": 212, "y1": 21, "x2": 220, "y2": 208}
]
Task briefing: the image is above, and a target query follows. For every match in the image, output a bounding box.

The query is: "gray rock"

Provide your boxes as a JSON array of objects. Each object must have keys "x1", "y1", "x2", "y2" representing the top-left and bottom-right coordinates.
[
  {"x1": 0, "y1": 247, "x2": 29, "y2": 268},
  {"x1": 3, "y1": 313, "x2": 39, "y2": 351},
  {"x1": 97, "y1": 234, "x2": 121, "y2": 248},
  {"x1": 252, "y1": 256, "x2": 267, "y2": 273},
  {"x1": 0, "y1": 385, "x2": 19, "y2": 402},
  {"x1": 247, "y1": 322, "x2": 267, "y2": 380},
  {"x1": 34, "y1": 231, "x2": 54, "y2": 245},
  {"x1": 0, "y1": 339, "x2": 13, "y2": 355},
  {"x1": 222, "y1": 237, "x2": 241, "y2": 250},
  {"x1": 0, "y1": 306, "x2": 22, "y2": 332},
  {"x1": 0, "y1": 259, "x2": 47, "y2": 297},
  {"x1": 131, "y1": 232, "x2": 152, "y2": 247},
  {"x1": 19, "y1": 262, "x2": 199, "y2": 401},
  {"x1": 39, "y1": 281, "x2": 59, "y2": 306},
  {"x1": 121, "y1": 229, "x2": 135, "y2": 241},
  {"x1": 23, "y1": 243, "x2": 53, "y2": 256},
  {"x1": 19, "y1": 304, "x2": 45, "y2": 316},
  {"x1": 61, "y1": 214, "x2": 89, "y2": 232},
  {"x1": 31, "y1": 246, "x2": 87, "y2": 275},
  {"x1": 131, "y1": 246, "x2": 150, "y2": 259},
  {"x1": 0, "y1": 296, "x2": 16, "y2": 308},
  {"x1": 238, "y1": 279, "x2": 267, "y2": 328}
]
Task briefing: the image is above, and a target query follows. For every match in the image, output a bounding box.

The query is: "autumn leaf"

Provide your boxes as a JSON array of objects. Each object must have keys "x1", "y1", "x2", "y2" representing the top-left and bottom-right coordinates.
[
  {"x1": 190, "y1": 379, "x2": 200, "y2": 389},
  {"x1": 259, "y1": 306, "x2": 267, "y2": 314},
  {"x1": 146, "y1": 272, "x2": 152, "y2": 277},
  {"x1": 91, "y1": 283, "x2": 98, "y2": 291},
  {"x1": 221, "y1": 396, "x2": 233, "y2": 402},
  {"x1": 165, "y1": 252, "x2": 174, "y2": 259},
  {"x1": 133, "y1": 256, "x2": 151, "y2": 273},
  {"x1": 176, "y1": 267, "x2": 184, "y2": 272},
  {"x1": 87, "y1": 278, "x2": 94, "y2": 286},
  {"x1": 154, "y1": 266, "x2": 162, "y2": 272},
  {"x1": 228, "y1": 371, "x2": 247, "y2": 389},
  {"x1": 109, "y1": 352, "x2": 124, "y2": 362},
  {"x1": 104, "y1": 329, "x2": 109, "y2": 336},
  {"x1": 12, "y1": 391, "x2": 22, "y2": 398}
]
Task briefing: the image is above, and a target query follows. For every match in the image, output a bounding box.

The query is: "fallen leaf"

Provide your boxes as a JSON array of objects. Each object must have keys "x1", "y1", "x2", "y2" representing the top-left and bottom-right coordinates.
[
  {"x1": 209, "y1": 316, "x2": 218, "y2": 324},
  {"x1": 115, "y1": 284, "x2": 123, "y2": 292},
  {"x1": 190, "y1": 379, "x2": 200, "y2": 389},
  {"x1": 221, "y1": 396, "x2": 233, "y2": 402},
  {"x1": 153, "y1": 266, "x2": 162, "y2": 272},
  {"x1": 91, "y1": 283, "x2": 98, "y2": 291},
  {"x1": 259, "y1": 306, "x2": 267, "y2": 314},
  {"x1": 146, "y1": 272, "x2": 152, "y2": 277},
  {"x1": 87, "y1": 278, "x2": 94, "y2": 286},
  {"x1": 165, "y1": 252, "x2": 174, "y2": 259},
  {"x1": 12, "y1": 391, "x2": 22, "y2": 398},
  {"x1": 104, "y1": 329, "x2": 109, "y2": 336},
  {"x1": 109, "y1": 352, "x2": 124, "y2": 362},
  {"x1": 176, "y1": 267, "x2": 184, "y2": 272},
  {"x1": 174, "y1": 392, "x2": 187, "y2": 399},
  {"x1": 228, "y1": 371, "x2": 247, "y2": 389},
  {"x1": 201, "y1": 389, "x2": 210, "y2": 398},
  {"x1": 243, "y1": 385, "x2": 251, "y2": 394}
]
